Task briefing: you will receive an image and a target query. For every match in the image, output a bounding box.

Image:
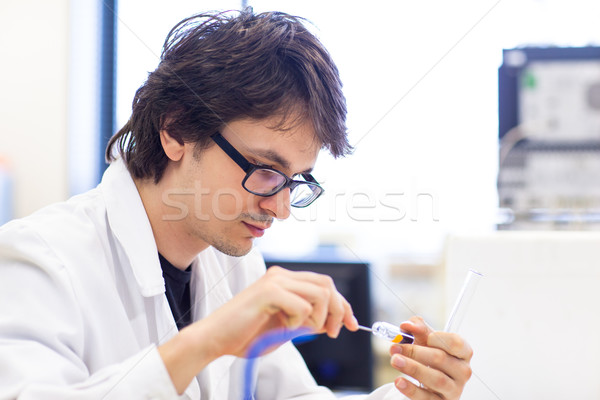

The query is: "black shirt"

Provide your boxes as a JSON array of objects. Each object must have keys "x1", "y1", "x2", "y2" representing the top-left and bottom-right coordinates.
[{"x1": 158, "y1": 253, "x2": 193, "y2": 330}]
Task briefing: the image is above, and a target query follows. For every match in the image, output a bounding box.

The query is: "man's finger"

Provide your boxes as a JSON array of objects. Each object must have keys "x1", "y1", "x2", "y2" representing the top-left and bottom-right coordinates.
[
  {"x1": 393, "y1": 376, "x2": 443, "y2": 400},
  {"x1": 392, "y1": 343, "x2": 470, "y2": 383},
  {"x1": 391, "y1": 352, "x2": 459, "y2": 399},
  {"x1": 427, "y1": 332, "x2": 474, "y2": 361}
]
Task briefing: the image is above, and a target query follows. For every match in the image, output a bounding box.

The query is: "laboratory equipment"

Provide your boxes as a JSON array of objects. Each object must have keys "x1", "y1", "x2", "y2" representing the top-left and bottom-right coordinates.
[
  {"x1": 244, "y1": 327, "x2": 313, "y2": 400},
  {"x1": 444, "y1": 269, "x2": 483, "y2": 333},
  {"x1": 359, "y1": 268, "x2": 482, "y2": 346},
  {"x1": 498, "y1": 46, "x2": 600, "y2": 230},
  {"x1": 358, "y1": 321, "x2": 414, "y2": 344}
]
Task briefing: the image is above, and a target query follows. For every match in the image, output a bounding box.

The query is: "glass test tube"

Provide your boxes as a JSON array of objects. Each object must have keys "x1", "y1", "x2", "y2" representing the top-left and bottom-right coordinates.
[{"x1": 444, "y1": 269, "x2": 483, "y2": 333}]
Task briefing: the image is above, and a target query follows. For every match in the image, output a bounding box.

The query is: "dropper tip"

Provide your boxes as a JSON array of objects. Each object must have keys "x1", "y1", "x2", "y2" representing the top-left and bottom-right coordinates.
[{"x1": 357, "y1": 325, "x2": 372, "y2": 332}]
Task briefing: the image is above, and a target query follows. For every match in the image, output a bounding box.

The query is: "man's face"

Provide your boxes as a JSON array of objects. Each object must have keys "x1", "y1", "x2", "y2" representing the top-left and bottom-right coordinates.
[{"x1": 164, "y1": 117, "x2": 321, "y2": 257}]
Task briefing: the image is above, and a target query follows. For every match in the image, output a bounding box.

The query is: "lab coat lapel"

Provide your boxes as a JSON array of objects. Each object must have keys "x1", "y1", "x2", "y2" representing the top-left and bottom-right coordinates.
[
  {"x1": 101, "y1": 159, "x2": 164, "y2": 297},
  {"x1": 192, "y1": 249, "x2": 239, "y2": 399},
  {"x1": 101, "y1": 160, "x2": 176, "y2": 346}
]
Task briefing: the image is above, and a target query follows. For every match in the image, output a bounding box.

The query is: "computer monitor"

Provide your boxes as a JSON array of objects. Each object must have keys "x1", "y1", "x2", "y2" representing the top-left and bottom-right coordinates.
[{"x1": 264, "y1": 260, "x2": 373, "y2": 392}]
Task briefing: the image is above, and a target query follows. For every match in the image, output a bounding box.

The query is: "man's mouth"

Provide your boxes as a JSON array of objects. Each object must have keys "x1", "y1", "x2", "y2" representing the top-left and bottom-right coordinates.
[{"x1": 242, "y1": 221, "x2": 271, "y2": 238}]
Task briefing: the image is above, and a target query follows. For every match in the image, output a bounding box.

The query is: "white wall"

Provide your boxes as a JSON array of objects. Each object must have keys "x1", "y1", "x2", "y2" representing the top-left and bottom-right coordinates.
[
  {"x1": 0, "y1": 0, "x2": 70, "y2": 218},
  {"x1": 0, "y1": 0, "x2": 101, "y2": 218}
]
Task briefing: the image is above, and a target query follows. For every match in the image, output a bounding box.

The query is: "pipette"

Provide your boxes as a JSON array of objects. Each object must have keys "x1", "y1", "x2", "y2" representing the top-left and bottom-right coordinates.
[
  {"x1": 358, "y1": 321, "x2": 414, "y2": 344},
  {"x1": 358, "y1": 269, "x2": 482, "y2": 345}
]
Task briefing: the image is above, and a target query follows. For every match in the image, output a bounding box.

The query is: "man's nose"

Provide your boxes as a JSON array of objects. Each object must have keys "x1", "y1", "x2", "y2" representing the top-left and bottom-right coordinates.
[{"x1": 258, "y1": 188, "x2": 291, "y2": 220}]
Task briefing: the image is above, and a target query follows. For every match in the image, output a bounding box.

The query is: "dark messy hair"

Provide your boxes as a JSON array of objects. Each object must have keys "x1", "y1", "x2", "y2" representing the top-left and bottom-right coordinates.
[{"x1": 106, "y1": 8, "x2": 350, "y2": 183}]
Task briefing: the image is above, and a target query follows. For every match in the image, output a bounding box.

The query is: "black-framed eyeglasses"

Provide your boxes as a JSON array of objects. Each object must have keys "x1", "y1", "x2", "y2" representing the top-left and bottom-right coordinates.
[{"x1": 210, "y1": 132, "x2": 324, "y2": 208}]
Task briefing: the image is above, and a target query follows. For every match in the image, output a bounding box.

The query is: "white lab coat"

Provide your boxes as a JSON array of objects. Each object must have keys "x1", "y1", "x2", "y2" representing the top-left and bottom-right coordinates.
[{"x1": 0, "y1": 159, "x2": 402, "y2": 400}]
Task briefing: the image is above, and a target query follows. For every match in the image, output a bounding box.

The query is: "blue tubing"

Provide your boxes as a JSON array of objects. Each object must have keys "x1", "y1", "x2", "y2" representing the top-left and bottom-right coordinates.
[{"x1": 242, "y1": 327, "x2": 313, "y2": 400}]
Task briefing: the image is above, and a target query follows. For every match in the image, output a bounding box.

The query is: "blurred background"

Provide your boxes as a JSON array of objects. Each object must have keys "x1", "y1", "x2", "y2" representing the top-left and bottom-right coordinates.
[{"x1": 2, "y1": 0, "x2": 600, "y2": 398}]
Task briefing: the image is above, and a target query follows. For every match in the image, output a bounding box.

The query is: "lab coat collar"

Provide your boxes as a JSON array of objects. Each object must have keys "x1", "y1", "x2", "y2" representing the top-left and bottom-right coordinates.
[{"x1": 101, "y1": 159, "x2": 165, "y2": 297}]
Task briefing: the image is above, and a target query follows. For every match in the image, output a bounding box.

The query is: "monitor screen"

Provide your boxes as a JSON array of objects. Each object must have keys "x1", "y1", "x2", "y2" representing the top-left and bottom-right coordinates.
[{"x1": 264, "y1": 260, "x2": 373, "y2": 392}]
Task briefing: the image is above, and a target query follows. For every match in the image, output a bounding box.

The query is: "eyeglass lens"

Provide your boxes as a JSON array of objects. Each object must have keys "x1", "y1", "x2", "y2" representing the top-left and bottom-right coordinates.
[
  {"x1": 290, "y1": 184, "x2": 318, "y2": 206},
  {"x1": 244, "y1": 168, "x2": 317, "y2": 206},
  {"x1": 244, "y1": 169, "x2": 287, "y2": 194}
]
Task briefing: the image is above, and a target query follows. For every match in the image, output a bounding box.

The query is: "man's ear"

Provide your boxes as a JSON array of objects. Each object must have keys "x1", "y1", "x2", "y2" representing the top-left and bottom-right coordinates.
[{"x1": 160, "y1": 130, "x2": 184, "y2": 162}]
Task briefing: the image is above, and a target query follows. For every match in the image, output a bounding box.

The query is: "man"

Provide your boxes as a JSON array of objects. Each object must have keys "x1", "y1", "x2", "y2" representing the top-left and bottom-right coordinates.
[{"x1": 0, "y1": 9, "x2": 472, "y2": 399}]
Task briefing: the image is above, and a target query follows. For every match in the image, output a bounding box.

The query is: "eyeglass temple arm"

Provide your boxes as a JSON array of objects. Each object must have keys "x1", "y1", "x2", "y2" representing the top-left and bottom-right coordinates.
[
  {"x1": 210, "y1": 132, "x2": 252, "y2": 172},
  {"x1": 302, "y1": 173, "x2": 319, "y2": 185}
]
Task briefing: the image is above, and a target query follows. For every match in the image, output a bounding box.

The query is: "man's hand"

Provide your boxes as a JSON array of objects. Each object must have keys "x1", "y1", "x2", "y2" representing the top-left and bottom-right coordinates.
[
  {"x1": 201, "y1": 266, "x2": 359, "y2": 357},
  {"x1": 388, "y1": 316, "x2": 473, "y2": 399},
  {"x1": 159, "y1": 266, "x2": 359, "y2": 394}
]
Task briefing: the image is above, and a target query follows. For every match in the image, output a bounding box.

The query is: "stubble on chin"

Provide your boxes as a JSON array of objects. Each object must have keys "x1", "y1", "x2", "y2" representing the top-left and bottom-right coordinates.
[
  {"x1": 195, "y1": 223, "x2": 254, "y2": 258},
  {"x1": 211, "y1": 237, "x2": 253, "y2": 257}
]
